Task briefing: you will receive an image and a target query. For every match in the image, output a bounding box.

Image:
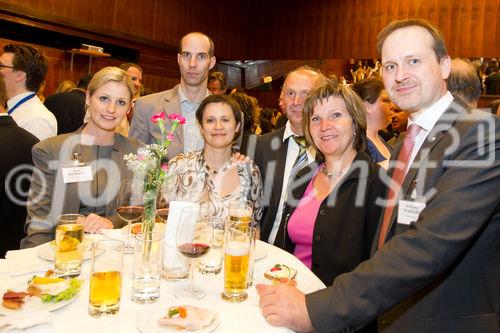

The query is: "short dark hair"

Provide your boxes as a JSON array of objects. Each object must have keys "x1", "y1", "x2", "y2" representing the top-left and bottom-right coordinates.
[
  {"x1": 377, "y1": 19, "x2": 448, "y2": 60},
  {"x1": 196, "y1": 94, "x2": 242, "y2": 139},
  {"x1": 0, "y1": 76, "x2": 6, "y2": 109},
  {"x1": 119, "y1": 62, "x2": 143, "y2": 74},
  {"x1": 77, "y1": 73, "x2": 94, "y2": 89},
  {"x1": 447, "y1": 59, "x2": 482, "y2": 107},
  {"x1": 231, "y1": 92, "x2": 255, "y2": 131},
  {"x1": 208, "y1": 71, "x2": 227, "y2": 89},
  {"x1": 303, "y1": 81, "x2": 367, "y2": 153},
  {"x1": 351, "y1": 77, "x2": 385, "y2": 104},
  {"x1": 179, "y1": 32, "x2": 214, "y2": 57},
  {"x1": 3, "y1": 44, "x2": 48, "y2": 92}
]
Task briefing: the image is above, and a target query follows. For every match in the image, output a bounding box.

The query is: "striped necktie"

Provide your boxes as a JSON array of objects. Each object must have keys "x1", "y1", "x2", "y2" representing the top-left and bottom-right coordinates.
[{"x1": 289, "y1": 136, "x2": 308, "y2": 178}]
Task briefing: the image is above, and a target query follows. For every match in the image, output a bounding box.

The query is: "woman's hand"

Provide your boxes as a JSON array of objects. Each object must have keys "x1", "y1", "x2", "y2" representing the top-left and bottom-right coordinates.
[
  {"x1": 233, "y1": 152, "x2": 253, "y2": 164},
  {"x1": 80, "y1": 213, "x2": 113, "y2": 233}
]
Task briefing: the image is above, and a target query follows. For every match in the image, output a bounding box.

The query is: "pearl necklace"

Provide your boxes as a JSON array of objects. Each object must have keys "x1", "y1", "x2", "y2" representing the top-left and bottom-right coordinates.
[{"x1": 321, "y1": 164, "x2": 345, "y2": 181}]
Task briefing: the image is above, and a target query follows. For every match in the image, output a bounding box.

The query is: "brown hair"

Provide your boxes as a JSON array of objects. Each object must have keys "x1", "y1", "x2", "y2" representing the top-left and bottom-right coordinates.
[
  {"x1": 376, "y1": 19, "x2": 448, "y2": 60},
  {"x1": 3, "y1": 44, "x2": 48, "y2": 92},
  {"x1": 351, "y1": 77, "x2": 385, "y2": 104},
  {"x1": 303, "y1": 81, "x2": 367, "y2": 153},
  {"x1": 208, "y1": 71, "x2": 227, "y2": 89}
]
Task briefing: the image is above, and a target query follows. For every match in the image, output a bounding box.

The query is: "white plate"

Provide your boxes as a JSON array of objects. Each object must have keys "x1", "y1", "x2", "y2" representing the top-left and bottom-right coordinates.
[
  {"x1": 37, "y1": 237, "x2": 95, "y2": 262},
  {"x1": 0, "y1": 282, "x2": 80, "y2": 315},
  {"x1": 121, "y1": 223, "x2": 166, "y2": 236},
  {"x1": 136, "y1": 304, "x2": 220, "y2": 333},
  {"x1": 254, "y1": 242, "x2": 267, "y2": 261}
]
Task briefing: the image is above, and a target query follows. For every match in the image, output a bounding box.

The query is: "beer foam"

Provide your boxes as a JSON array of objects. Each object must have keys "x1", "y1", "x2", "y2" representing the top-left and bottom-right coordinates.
[
  {"x1": 230, "y1": 208, "x2": 252, "y2": 218},
  {"x1": 225, "y1": 241, "x2": 250, "y2": 256}
]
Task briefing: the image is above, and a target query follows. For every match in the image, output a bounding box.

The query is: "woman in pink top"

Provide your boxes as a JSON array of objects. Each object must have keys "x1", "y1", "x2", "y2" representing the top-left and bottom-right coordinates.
[{"x1": 275, "y1": 82, "x2": 387, "y2": 292}]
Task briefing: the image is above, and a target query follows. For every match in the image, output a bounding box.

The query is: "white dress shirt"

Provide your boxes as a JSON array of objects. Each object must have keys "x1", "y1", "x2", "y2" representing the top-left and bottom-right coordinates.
[
  {"x1": 7, "y1": 92, "x2": 57, "y2": 140},
  {"x1": 406, "y1": 91, "x2": 454, "y2": 172},
  {"x1": 267, "y1": 121, "x2": 316, "y2": 244}
]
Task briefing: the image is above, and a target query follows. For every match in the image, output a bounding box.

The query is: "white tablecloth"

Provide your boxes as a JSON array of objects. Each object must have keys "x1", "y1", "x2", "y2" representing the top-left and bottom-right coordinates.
[{"x1": 0, "y1": 235, "x2": 325, "y2": 333}]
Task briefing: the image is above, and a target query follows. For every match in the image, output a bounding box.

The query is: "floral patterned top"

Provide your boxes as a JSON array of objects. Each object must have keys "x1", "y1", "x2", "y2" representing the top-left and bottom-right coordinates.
[{"x1": 166, "y1": 150, "x2": 263, "y2": 224}]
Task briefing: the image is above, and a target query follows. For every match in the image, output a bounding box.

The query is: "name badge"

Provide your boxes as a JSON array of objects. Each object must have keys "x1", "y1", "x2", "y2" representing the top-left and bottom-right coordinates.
[
  {"x1": 62, "y1": 164, "x2": 93, "y2": 183},
  {"x1": 397, "y1": 196, "x2": 426, "y2": 225}
]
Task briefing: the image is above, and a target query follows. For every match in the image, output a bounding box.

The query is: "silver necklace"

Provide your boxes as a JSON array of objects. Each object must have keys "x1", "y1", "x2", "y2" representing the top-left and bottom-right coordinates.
[
  {"x1": 205, "y1": 159, "x2": 232, "y2": 175},
  {"x1": 321, "y1": 164, "x2": 344, "y2": 181}
]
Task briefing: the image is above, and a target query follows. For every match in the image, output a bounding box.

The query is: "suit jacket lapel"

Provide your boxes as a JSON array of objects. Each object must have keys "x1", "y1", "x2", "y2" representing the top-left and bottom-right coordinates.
[{"x1": 381, "y1": 101, "x2": 464, "y2": 243}]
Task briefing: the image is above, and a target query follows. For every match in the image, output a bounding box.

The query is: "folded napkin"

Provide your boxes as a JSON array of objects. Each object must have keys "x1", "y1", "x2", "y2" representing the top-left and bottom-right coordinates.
[
  {"x1": 100, "y1": 228, "x2": 128, "y2": 243},
  {"x1": 2, "y1": 249, "x2": 51, "y2": 277},
  {"x1": 0, "y1": 309, "x2": 54, "y2": 331}
]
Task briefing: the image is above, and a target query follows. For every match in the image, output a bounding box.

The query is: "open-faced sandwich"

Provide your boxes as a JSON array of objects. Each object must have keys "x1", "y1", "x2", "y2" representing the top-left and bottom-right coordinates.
[
  {"x1": 157, "y1": 305, "x2": 217, "y2": 331},
  {"x1": 264, "y1": 264, "x2": 297, "y2": 286},
  {"x1": 1, "y1": 270, "x2": 82, "y2": 310}
]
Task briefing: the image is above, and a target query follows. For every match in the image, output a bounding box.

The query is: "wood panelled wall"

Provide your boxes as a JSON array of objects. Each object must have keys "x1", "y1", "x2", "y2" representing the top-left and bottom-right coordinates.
[{"x1": 249, "y1": 0, "x2": 500, "y2": 59}]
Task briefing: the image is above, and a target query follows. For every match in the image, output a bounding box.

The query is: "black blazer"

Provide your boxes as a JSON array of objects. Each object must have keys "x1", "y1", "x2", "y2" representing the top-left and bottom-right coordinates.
[
  {"x1": 0, "y1": 116, "x2": 39, "y2": 257},
  {"x1": 275, "y1": 152, "x2": 386, "y2": 286},
  {"x1": 307, "y1": 100, "x2": 500, "y2": 332},
  {"x1": 44, "y1": 89, "x2": 86, "y2": 135},
  {"x1": 254, "y1": 127, "x2": 289, "y2": 241}
]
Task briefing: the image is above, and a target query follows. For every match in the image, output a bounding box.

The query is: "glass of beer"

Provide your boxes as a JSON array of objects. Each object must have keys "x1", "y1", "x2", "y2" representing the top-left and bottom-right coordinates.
[
  {"x1": 88, "y1": 240, "x2": 124, "y2": 317},
  {"x1": 229, "y1": 200, "x2": 253, "y2": 225},
  {"x1": 221, "y1": 224, "x2": 255, "y2": 302},
  {"x1": 54, "y1": 214, "x2": 85, "y2": 277}
]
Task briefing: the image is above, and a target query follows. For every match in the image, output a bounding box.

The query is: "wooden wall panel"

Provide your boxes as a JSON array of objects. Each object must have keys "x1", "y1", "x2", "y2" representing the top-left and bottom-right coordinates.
[{"x1": 248, "y1": 0, "x2": 500, "y2": 59}]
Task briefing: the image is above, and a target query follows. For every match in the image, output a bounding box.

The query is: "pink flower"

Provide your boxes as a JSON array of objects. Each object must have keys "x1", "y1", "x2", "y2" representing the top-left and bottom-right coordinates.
[
  {"x1": 167, "y1": 133, "x2": 174, "y2": 141},
  {"x1": 161, "y1": 163, "x2": 169, "y2": 172},
  {"x1": 151, "y1": 112, "x2": 166, "y2": 123},
  {"x1": 168, "y1": 113, "x2": 186, "y2": 125}
]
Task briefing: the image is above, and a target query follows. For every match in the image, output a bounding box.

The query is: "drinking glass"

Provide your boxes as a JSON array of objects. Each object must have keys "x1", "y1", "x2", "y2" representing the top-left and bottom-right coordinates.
[
  {"x1": 131, "y1": 231, "x2": 163, "y2": 304},
  {"x1": 221, "y1": 224, "x2": 255, "y2": 302},
  {"x1": 88, "y1": 240, "x2": 124, "y2": 317},
  {"x1": 198, "y1": 217, "x2": 225, "y2": 274},
  {"x1": 116, "y1": 180, "x2": 144, "y2": 254},
  {"x1": 229, "y1": 200, "x2": 253, "y2": 225},
  {"x1": 156, "y1": 183, "x2": 170, "y2": 223},
  {"x1": 54, "y1": 214, "x2": 85, "y2": 277},
  {"x1": 174, "y1": 206, "x2": 212, "y2": 300}
]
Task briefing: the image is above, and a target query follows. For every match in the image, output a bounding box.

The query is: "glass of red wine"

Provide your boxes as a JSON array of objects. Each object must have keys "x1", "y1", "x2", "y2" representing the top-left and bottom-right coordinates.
[
  {"x1": 174, "y1": 205, "x2": 213, "y2": 299},
  {"x1": 116, "y1": 180, "x2": 144, "y2": 255}
]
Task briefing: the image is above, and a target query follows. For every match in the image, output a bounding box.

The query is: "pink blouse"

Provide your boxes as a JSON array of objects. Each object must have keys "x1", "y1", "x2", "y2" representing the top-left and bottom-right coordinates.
[{"x1": 287, "y1": 170, "x2": 322, "y2": 269}]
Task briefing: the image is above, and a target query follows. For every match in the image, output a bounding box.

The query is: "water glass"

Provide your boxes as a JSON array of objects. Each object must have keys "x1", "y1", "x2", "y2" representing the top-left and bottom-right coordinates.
[
  {"x1": 221, "y1": 224, "x2": 255, "y2": 302},
  {"x1": 131, "y1": 231, "x2": 163, "y2": 304},
  {"x1": 198, "y1": 217, "x2": 225, "y2": 274},
  {"x1": 54, "y1": 214, "x2": 85, "y2": 277},
  {"x1": 88, "y1": 240, "x2": 124, "y2": 317}
]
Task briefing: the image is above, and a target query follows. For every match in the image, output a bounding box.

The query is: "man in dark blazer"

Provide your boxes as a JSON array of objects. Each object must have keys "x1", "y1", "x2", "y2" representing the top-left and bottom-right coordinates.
[
  {"x1": 254, "y1": 67, "x2": 326, "y2": 242},
  {"x1": 0, "y1": 113, "x2": 39, "y2": 257},
  {"x1": 257, "y1": 19, "x2": 500, "y2": 333}
]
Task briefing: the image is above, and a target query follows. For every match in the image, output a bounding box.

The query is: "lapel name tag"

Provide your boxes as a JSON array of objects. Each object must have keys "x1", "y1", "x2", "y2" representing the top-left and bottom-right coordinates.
[
  {"x1": 62, "y1": 165, "x2": 93, "y2": 183},
  {"x1": 397, "y1": 197, "x2": 426, "y2": 225}
]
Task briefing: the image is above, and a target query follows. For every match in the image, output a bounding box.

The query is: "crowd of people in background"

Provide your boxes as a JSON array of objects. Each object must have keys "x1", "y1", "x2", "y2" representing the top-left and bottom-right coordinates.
[{"x1": 0, "y1": 18, "x2": 498, "y2": 333}]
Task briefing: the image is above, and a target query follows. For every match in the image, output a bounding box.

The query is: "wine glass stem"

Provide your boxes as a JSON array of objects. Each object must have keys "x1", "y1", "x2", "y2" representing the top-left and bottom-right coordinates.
[{"x1": 186, "y1": 259, "x2": 195, "y2": 293}]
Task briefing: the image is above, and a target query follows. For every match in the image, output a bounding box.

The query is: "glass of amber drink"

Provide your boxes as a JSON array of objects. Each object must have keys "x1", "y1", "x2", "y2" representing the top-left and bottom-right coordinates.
[
  {"x1": 88, "y1": 240, "x2": 124, "y2": 317},
  {"x1": 221, "y1": 224, "x2": 255, "y2": 302},
  {"x1": 54, "y1": 214, "x2": 85, "y2": 277},
  {"x1": 228, "y1": 201, "x2": 252, "y2": 225}
]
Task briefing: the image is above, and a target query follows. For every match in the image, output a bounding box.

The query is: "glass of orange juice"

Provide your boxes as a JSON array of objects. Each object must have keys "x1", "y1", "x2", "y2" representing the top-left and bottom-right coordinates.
[{"x1": 88, "y1": 240, "x2": 124, "y2": 317}]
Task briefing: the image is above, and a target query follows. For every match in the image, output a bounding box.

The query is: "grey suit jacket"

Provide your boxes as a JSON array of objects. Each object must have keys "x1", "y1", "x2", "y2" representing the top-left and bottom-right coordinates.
[
  {"x1": 306, "y1": 100, "x2": 500, "y2": 333},
  {"x1": 129, "y1": 85, "x2": 184, "y2": 160},
  {"x1": 21, "y1": 130, "x2": 140, "y2": 248}
]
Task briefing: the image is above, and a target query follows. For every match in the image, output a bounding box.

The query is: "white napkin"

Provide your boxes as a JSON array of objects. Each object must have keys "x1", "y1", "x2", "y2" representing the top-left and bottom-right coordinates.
[
  {"x1": 0, "y1": 309, "x2": 54, "y2": 331},
  {"x1": 3, "y1": 249, "x2": 51, "y2": 277},
  {"x1": 100, "y1": 228, "x2": 128, "y2": 243}
]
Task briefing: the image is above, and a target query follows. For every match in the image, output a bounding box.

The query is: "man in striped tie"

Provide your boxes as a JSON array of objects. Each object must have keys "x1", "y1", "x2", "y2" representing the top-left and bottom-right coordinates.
[{"x1": 255, "y1": 66, "x2": 327, "y2": 244}]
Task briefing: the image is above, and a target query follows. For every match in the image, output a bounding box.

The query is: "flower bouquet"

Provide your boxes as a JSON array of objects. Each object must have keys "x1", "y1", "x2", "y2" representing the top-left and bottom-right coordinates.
[{"x1": 124, "y1": 112, "x2": 185, "y2": 235}]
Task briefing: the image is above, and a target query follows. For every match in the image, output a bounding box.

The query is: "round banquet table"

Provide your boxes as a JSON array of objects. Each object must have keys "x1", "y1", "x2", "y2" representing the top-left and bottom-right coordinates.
[{"x1": 0, "y1": 234, "x2": 325, "y2": 333}]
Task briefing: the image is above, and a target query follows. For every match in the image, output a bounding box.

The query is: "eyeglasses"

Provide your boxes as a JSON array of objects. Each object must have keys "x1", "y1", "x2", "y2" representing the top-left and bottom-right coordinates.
[{"x1": 0, "y1": 64, "x2": 15, "y2": 69}]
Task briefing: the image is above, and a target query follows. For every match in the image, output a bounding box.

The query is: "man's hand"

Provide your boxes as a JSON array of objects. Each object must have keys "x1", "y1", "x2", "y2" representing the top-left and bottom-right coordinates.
[
  {"x1": 257, "y1": 283, "x2": 314, "y2": 332},
  {"x1": 80, "y1": 213, "x2": 113, "y2": 233}
]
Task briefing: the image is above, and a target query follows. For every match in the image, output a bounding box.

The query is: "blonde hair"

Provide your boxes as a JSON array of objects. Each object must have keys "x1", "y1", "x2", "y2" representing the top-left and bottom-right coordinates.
[
  {"x1": 87, "y1": 67, "x2": 134, "y2": 100},
  {"x1": 55, "y1": 80, "x2": 76, "y2": 94}
]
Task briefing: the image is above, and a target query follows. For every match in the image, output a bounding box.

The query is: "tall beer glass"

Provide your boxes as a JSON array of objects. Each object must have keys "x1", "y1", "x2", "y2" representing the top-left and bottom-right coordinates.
[
  {"x1": 88, "y1": 240, "x2": 124, "y2": 317},
  {"x1": 54, "y1": 214, "x2": 85, "y2": 277},
  {"x1": 221, "y1": 225, "x2": 255, "y2": 302},
  {"x1": 228, "y1": 200, "x2": 252, "y2": 225}
]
